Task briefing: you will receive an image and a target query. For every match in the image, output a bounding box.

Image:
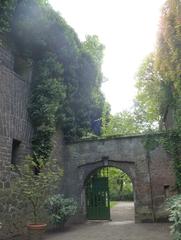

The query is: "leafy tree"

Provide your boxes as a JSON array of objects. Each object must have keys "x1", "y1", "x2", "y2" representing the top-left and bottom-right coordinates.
[
  {"x1": 101, "y1": 110, "x2": 141, "y2": 136},
  {"x1": 61, "y1": 35, "x2": 106, "y2": 139},
  {"x1": 100, "y1": 167, "x2": 133, "y2": 201},
  {"x1": 134, "y1": 54, "x2": 162, "y2": 131},
  {"x1": 82, "y1": 35, "x2": 105, "y2": 71},
  {"x1": 155, "y1": 0, "x2": 181, "y2": 128}
]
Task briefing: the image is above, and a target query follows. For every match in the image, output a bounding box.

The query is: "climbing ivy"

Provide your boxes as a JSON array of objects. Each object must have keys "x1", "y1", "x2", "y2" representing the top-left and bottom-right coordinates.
[
  {"x1": 0, "y1": 0, "x2": 106, "y2": 160},
  {"x1": 143, "y1": 131, "x2": 181, "y2": 192},
  {"x1": 143, "y1": 134, "x2": 161, "y2": 152},
  {"x1": 0, "y1": 0, "x2": 17, "y2": 34},
  {"x1": 161, "y1": 131, "x2": 181, "y2": 191},
  {"x1": 29, "y1": 53, "x2": 65, "y2": 160}
]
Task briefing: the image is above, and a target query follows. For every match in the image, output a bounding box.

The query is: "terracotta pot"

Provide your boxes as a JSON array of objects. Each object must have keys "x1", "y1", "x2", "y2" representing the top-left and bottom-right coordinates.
[
  {"x1": 27, "y1": 224, "x2": 47, "y2": 240},
  {"x1": 27, "y1": 224, "x2": 47, "y2": 230}
]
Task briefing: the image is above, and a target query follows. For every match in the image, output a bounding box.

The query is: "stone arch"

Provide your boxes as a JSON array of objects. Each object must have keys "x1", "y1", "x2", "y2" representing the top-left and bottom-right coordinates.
[
  {"x1": 64, "y1": 136, "x2": 176, "y2": 222},
  {"x1": 77, "y1": 159, "x2": 136, "y2": 219},
  {"x1": 78, "y1": 160, "x2": 135, "y2": 189}
]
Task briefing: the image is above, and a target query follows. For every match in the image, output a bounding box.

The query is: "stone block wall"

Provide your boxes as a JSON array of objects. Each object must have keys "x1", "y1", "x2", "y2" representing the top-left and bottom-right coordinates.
[{"x1": 64, "y1": 135, "x2": 176, "y2": 223}]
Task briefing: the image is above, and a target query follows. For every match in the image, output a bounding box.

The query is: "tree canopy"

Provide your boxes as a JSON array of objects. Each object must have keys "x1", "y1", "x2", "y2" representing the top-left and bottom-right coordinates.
[{"x1": 102, "y1": 0, "x2": 181, "y2": 137}]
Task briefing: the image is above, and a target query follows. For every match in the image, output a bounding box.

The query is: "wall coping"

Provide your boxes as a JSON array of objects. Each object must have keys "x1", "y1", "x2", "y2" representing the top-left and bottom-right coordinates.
[{"x1": 65, "y1": 132, "x2": 167, "y2": 145}]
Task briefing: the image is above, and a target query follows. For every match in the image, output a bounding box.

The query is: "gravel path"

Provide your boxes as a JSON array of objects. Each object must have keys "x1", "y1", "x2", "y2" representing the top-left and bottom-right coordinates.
[{"x1": 45, "y1": 202, "x2": 171, "y2": 240}]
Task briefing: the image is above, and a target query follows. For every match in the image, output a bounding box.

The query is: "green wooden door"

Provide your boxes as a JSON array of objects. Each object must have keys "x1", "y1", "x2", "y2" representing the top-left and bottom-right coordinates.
[{"x1": 86, "y1": 177, "x2": 110, "y2": 220}]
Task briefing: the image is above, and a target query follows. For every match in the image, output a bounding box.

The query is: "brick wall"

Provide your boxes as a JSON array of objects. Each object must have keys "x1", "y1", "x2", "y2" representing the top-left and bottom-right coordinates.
[{"x1": 0, "y1": 46, "x2": 33, "y2": 185}]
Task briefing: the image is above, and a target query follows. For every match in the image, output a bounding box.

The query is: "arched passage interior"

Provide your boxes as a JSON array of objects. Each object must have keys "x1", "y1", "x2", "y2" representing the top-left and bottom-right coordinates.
[{"x1": 78, "y1": 160, "x2": 136, "y2": 221}]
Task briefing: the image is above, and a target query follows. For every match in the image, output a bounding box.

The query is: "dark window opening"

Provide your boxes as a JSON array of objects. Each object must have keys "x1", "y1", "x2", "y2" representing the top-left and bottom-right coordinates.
[
  {"x1": 11, "y1": 139, "x2": 21, "y2": 165},
  {"x1": 164, "y1": 185, "x2": 170, "y2": 198},
  {"x1": 13, "y1": 55, "x2": 32, "y2": 81}
]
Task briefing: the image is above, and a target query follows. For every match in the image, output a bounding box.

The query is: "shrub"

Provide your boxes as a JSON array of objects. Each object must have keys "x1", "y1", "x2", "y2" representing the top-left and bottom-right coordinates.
[
  {"x1": 13, "y1": 156, "x2": 63, "y2": 224},
  {"x1": 0, "y1": 156, "x2": 63, "y2": 239},
  {"x1": 45, "y1": 194, "x2": 77, "y2": 226},
  {"x1": 168, "y1": 194, "x2": 181, "y2": 240}
]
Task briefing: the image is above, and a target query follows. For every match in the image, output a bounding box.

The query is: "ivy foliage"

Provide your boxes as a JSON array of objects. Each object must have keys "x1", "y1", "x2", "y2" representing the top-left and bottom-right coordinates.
[
  {"x1": 29, "y1": 53, "x2": 65, "y2": 160},
  {"x1": 0, "y1": 0, "x2": 106, "y2": 160},
  {"x1": 0, "y1": 0, "x2": 17, "y2": 34},
  {"x1": 161, "y1": 131, "x2": 181, "y2": 191},
  {"x1": 167, "y1": 194, "x2": 181, "y2": 240},
  {"x1": 155, "y1": 0, "x2": 181, "y2": 191}
]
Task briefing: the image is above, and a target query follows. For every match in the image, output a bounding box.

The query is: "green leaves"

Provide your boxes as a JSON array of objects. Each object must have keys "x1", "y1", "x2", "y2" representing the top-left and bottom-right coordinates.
[
  {"x1": 134, "y1": 54, "x2": 162, "y2": 130},
  {"x1": 1, "y1": 0, "x2": 106, "y2": 146},
  {"x1": 0, "y1": 0, "x2": 17, "y2": 34},
  {"x1": 12, "y1": 156, "x2": 63, "y2": 224},
  {"x1": 45, "y1": 194, "x2": 77, "y2": 225},
  {"x1": 101, "y1": 110, "x2": 141, "y2": 137},
  {"x1": 106, "y1": 168, "x2": 133, "y2": 201},
  {"x1": 29, "y1": 53, "x2": 65, "y2": 160},
  {"x1": 168, "y1": 194, "x2": 181, "y2": 240}
]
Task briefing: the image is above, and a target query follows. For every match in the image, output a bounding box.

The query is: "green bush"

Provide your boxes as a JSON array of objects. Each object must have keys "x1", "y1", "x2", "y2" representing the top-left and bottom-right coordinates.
[
  {"x1": 168, "y1": 194, "x2": 181, "y2": 240},
  {"x1": 45, "y1": 194, "x2": 77, "y2": 226}
]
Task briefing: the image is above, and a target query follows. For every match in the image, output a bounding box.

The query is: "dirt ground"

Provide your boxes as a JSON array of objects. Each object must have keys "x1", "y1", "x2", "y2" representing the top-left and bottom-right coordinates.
[{"x1": 45, "y1": 202, "x2": 171, "y2": 240}]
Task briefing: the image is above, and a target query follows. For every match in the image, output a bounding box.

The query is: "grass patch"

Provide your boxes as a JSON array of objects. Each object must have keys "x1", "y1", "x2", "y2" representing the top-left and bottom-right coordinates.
[{"x1": 110, "y1": 201, "x2": 118, "y2": 208}]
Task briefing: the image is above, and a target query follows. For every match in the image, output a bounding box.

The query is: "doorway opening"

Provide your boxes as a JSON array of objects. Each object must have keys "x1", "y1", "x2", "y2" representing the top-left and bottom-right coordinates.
[{"x1": 85, "y1": 166, "x2": 134, "y2": 222}]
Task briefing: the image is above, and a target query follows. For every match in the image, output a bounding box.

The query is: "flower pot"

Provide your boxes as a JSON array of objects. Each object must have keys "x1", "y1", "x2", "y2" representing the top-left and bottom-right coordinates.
[{"x1": 27, "y1": 224, "x2": 47, "y2": 240}]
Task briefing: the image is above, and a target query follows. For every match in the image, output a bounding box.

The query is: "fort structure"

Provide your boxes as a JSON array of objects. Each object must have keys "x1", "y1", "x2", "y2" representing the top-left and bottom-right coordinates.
[
  {"x1": 0, "y1": 45, "x2": 176, "y2": 223},
  {"x1": 0, "y1": 46, "x2": 33, "y2": 187}
]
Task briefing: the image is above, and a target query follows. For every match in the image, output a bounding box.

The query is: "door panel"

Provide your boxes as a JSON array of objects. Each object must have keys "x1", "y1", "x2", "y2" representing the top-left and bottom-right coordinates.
[{"x1": 86, "y1": 177, "x2": 110, "y2": 220}]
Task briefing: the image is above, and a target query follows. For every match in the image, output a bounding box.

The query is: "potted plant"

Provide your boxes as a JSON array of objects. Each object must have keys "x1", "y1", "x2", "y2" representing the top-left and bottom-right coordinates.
[
  {"x1": 45, "y1": 194, "x2": 77, "y2": 230},
  {"x1": 12, "y1": 156, "x2": 63, "y2": 239}
]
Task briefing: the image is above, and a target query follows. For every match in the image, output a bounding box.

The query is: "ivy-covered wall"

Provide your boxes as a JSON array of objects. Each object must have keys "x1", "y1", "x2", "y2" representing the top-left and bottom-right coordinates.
[
  {"x1": 0, "y1": 0, "x2": 106, "y2": 162},
  {"x1": 0, "y1": 46, "x2": 33, "y2": 187}
]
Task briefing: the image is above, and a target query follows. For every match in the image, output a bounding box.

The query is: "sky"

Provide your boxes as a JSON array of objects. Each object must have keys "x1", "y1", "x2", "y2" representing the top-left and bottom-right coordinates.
[{"x1": 49, "y1": 0, "x2": 166, "y2": 114}]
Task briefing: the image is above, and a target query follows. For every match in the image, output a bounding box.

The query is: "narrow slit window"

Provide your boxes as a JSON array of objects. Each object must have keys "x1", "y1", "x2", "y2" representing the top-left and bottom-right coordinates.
[
  {"x1": 11, "y1": 139, "x2": 21, "y2": 165},
  {"x1": 164, "y1": 185, "x2": 170, "y2": 198},
  {"x1": 13, "y1": 55, "x2": 32, "y2": 81}
]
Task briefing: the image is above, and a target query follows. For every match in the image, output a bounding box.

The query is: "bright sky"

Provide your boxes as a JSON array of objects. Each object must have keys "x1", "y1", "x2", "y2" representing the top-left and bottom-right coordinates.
[{"x1": 49, "y1": 0, "x2": 165, "y2": 114}]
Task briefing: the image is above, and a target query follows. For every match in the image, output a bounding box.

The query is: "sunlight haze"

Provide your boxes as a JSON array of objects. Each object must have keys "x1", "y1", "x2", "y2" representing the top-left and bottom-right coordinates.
[{"x1": 49, "y1": 0, "x2": 166, "y2": 113}]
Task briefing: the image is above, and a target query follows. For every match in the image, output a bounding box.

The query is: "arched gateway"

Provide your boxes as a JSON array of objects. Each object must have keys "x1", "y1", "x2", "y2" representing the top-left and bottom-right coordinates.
[{"x1": 63, "y1": 135, "x2": 176, "y2": 223}]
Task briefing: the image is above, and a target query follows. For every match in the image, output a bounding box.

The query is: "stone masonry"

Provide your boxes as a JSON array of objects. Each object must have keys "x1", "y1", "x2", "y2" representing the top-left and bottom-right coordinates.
[
  {"x1": 0, "y1": 46, "x2": 177, "y2": 223},
  {"x1": 63, "y1": 135, "x2": 176, "y2": 223}
]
